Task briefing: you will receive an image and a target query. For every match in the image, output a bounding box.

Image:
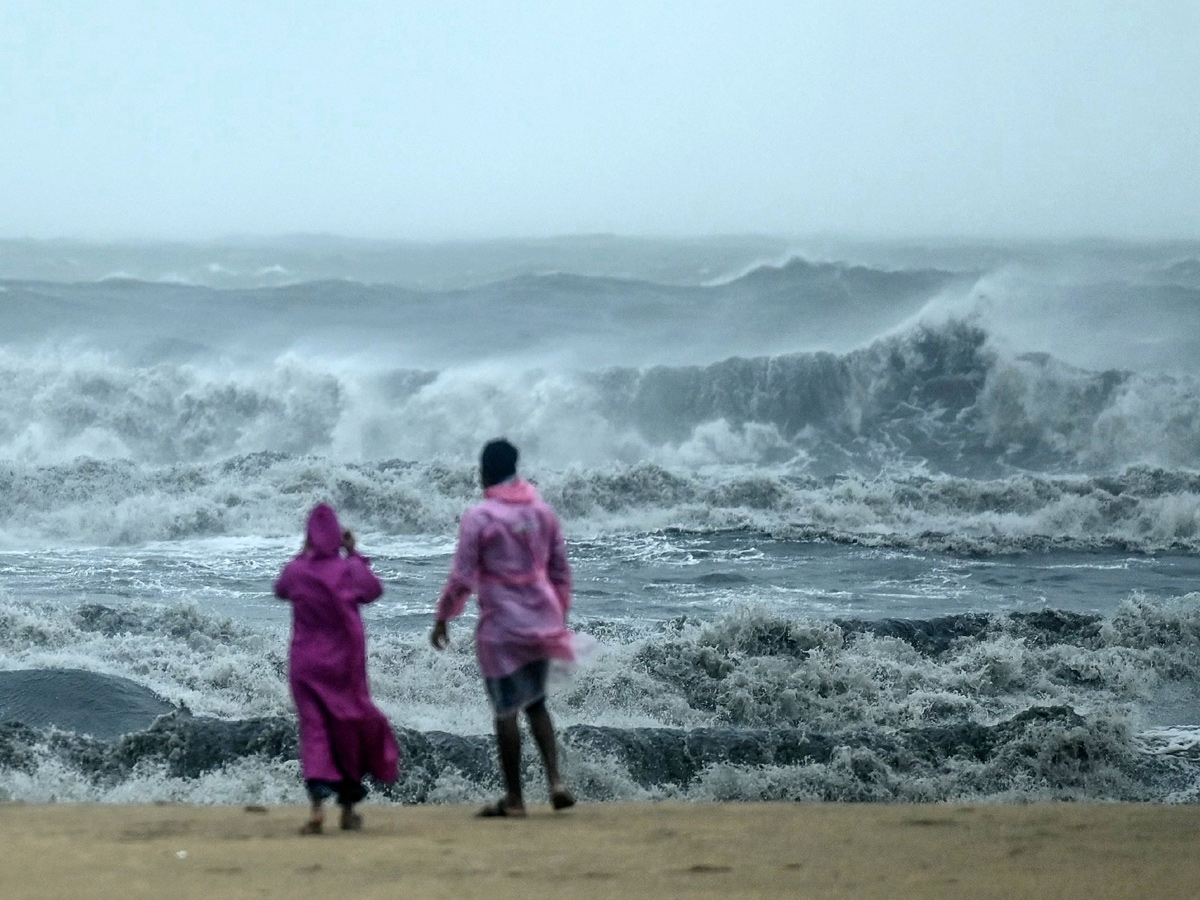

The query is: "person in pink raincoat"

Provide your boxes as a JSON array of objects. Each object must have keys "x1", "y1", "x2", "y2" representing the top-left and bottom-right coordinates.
[
  {"x1": 431, "y1": 438, "x2": 577, "y2": 817},
  {"x1": 275, "y1": 503, "x2": 400, "y2": 834}
]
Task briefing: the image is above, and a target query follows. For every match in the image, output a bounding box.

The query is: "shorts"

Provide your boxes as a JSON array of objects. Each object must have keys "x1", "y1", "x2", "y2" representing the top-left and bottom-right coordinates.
[
  {"x1": 305, "y1": 779, "x2": 367, "y2": 805},
  {"x1": 484, "y1": 659, "x2": 549, "y2": 719}
]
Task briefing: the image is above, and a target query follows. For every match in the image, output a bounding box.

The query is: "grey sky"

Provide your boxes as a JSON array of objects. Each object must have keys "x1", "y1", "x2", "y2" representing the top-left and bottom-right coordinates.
[{"x1": 2, "y1": 1, "x2": 1197, "y2": 240}]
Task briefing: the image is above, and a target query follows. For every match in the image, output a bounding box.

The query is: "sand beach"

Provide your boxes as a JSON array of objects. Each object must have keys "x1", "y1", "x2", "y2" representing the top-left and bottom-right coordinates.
[{"x1": 0, "y1": 801, "x2": 1196, "y2": 900}]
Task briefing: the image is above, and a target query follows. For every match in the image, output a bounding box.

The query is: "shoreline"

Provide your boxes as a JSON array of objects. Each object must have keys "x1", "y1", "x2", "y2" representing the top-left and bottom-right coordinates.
[{"x1": 1, "y1": 801, "x2": 1197, "y2": 899}]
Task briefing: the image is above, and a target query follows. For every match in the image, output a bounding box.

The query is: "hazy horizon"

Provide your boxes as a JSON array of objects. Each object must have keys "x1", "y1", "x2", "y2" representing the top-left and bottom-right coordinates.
[{"x1": 3, "y1": 1, "x2": 1198, "y2": 242}]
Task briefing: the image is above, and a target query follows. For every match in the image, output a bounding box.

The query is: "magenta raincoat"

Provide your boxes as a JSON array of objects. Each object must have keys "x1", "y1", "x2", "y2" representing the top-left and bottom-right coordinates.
[
  {"x1": 274, "y1": 504, "x2": 399, "y2": 785},
  {"x1": 436, "y1": 479, "x2": 575, "y2": 678}
]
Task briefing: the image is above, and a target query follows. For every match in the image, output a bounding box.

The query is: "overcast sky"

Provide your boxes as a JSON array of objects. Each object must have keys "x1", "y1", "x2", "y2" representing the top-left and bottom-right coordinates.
[{"x1": 2, "y1": 1, "x2": 1197, "y2": 240}]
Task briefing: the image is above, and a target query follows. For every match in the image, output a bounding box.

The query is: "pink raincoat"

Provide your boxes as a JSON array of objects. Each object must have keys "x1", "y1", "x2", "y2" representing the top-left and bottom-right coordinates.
[
  {"x1": 274, "y1": 504, "x2": 399, "y2": 786},
  {"x1": 436, "y1": 479, "x2": 575, "y2": 678}
]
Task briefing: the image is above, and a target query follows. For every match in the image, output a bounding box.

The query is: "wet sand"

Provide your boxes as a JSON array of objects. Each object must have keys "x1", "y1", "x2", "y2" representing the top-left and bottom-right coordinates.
[{"x1": 0, "y1": 801, "x2": 1196, "y2": 899}]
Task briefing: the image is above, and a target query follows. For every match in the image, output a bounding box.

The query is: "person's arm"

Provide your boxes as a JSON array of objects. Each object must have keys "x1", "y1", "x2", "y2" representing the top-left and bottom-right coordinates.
[
  {"x1": 431, "y1": 512, "x2": 481, "y2": 649},
  {"x1": 273, "y1": 562, "x2": 294, "y2": 600},
  {"x1": 546, "y1": 511, "x2": 572, "y2": 617},
  {"x1": 343, "y1": 530, "x2": 384, "y2": 603},
  {"x1": 347, "y1": 555, "x2": 384, "y2": 603}
]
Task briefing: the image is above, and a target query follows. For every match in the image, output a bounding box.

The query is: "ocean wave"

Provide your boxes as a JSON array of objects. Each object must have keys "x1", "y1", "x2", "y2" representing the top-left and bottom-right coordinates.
[
  {"x1": 597, "y1": 318, "x2": 1200, "y2": 474},
  {"x1": 4, "y1": 704, "x2": 1191, "y2": 804},
  {"x1": 2, "y1": 594, "x2": 1199, "y2": 802},
  {"x1": 1, "y1": 451, "x2": 1199, "y2": 551},
  {"x1": 3, "y1": 594, "x2": 1198, "y2": 733},
  {"x1": 1, "y1": 316, "x2": 1200, "y2": 476}
]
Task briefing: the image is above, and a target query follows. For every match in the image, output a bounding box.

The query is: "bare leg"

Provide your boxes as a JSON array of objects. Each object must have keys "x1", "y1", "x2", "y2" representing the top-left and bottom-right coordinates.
[
  {"x1": 301, "y1": 798, "x2": 324, "y2": 834},
  {"x1": 339, "y1": 805, "x2": 361, "y2": 830},
  {"x1": 525, "y1": 699, "x2": 561, "y2": 788},
  {"x1": 495, "y1": 714, "x2": 527, "y2": 814},
  {"x1": 526, "y1": 698, "x2": 574, "y2": 808},
  {"x1": 338, "y1": 781, "x2": 364, "y2": 830}
]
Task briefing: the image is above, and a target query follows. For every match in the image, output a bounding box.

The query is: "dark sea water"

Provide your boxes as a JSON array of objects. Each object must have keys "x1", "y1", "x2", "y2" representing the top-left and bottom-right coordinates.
[{"x1": 2, "y1": 235, "x2": 1200, "y2": 804}]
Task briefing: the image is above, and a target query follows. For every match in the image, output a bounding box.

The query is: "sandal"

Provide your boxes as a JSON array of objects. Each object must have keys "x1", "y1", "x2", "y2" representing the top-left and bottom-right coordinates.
[{"x1": 476, "y1": 798, "x2": 527, "y2": 818}]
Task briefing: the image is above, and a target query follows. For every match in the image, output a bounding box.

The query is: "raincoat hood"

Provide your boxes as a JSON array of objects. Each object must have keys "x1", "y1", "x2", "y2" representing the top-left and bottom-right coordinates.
[
  {"x1": 483, "y1": 478, "x2": 538, "y2": 504},
  {"x1": 306, "y1": 503, "x2": 344, "y2": 558}
]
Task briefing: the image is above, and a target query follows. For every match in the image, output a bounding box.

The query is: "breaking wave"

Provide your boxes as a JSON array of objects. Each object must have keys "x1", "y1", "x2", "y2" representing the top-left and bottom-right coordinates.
[
  {"x1": 2, "y1": 595, "x2": 1200, "y2": 803},
  {"x1": 1, "y1": 453, "x2": 1198, "y2": 553},
  {"x1": 5, "y1": 317, "x2": 1200, "y2": 472}
]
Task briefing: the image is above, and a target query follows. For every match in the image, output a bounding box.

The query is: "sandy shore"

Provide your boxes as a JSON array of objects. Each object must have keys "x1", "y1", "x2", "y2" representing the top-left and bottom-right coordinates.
[{"x1": 0, "y1": 801, "x2": 1196, "y2": 899}]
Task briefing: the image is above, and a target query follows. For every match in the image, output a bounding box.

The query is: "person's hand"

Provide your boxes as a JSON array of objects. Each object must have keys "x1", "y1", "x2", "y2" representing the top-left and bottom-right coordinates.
[
  {"x1": 430, "y1": 620, "x2": 449, "y2": 651},
  {"x1": 342, "y1": 529, "x2": 356, "y2": 554}
]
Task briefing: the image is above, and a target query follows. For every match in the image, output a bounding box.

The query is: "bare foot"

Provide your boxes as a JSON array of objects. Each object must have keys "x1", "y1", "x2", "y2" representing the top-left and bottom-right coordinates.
[
  {"x1": 340, "y1": 809, "x2": 363, "y2": 831},
  {"x1": 299, "y1": 812, "x2": 324, "y2": 835},
  {"x1": 551, "y1": 785, "x2": 576, "y2": 810},
  {"x1": 477, "y1": 798, "x2": 528, "y2": 818}
]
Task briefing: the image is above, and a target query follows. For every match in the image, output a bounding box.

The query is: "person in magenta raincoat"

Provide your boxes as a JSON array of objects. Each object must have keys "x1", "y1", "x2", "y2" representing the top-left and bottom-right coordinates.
[
  {"x1": 275, "y1": 503, "x2": 399, "y2": 833},
  {"x1": 431, "y1": 439, "x2": 578, "y2": 817}
]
